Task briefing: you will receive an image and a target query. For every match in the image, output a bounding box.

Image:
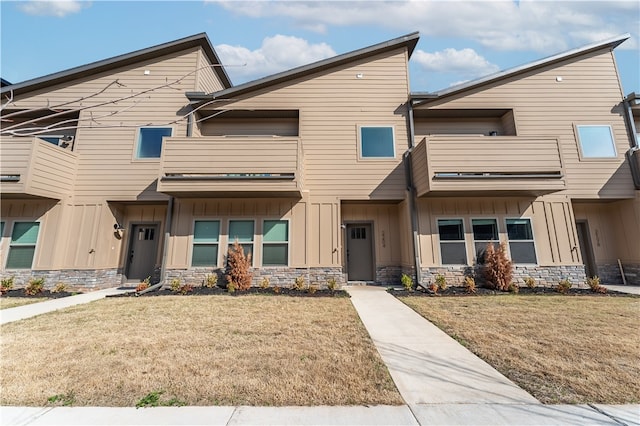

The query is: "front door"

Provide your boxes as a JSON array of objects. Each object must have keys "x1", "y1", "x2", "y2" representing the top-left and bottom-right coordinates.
[
  {"x1": 346, "y1": 223, "x2": 374, "y2": 281},
  {"x1": 576, "y1": 221, "x2": 597, "y2": 278},
  {"x1": 127, "y1": 224, "x2": 159, "y2": 281}
]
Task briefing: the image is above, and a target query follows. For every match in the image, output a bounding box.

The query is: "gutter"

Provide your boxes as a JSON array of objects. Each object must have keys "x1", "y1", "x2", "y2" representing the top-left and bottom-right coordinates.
[
  {"x1": 404, "y1": 100, "x2": 424, "y2": 289},
  {"x1": 622, "y1": 93, "x2": 640, "y2": 189}
]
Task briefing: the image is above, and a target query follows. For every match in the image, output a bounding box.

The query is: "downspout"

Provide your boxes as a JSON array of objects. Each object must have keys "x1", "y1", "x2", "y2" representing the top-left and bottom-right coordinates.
[
  {"x1": 405, "y1": 100, "x2": 424, "y2": 289},
  {"x1": 622, "y1": 95, "x2": 640, "y2": 189}
]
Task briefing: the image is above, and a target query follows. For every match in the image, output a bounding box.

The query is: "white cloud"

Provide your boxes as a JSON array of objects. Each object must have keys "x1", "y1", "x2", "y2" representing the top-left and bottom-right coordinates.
[
  {"x1": 413, "y1": 48, "x2": 500, "y2": 78},
  {"x1": 18, "y1": 0, "x2": 89, "y2": 17},
  {"x1": 215, "y1": 35, "x2": 336, "y2": 83},
  {"x1": 212, "y1": 0, "x2": 638, "y2": 53}
]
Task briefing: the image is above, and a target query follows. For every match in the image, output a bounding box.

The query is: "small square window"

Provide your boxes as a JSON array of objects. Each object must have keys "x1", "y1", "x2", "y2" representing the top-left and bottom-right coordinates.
[
  {"x1": 576, "y1": 125, "x2": 617, "y2": 158},
  {"x1": 360, "y1": 126, "x2": 395, "y2": 158},
  {"x1": 136, "y1": 127, "x2": 172, "y2": 159}
]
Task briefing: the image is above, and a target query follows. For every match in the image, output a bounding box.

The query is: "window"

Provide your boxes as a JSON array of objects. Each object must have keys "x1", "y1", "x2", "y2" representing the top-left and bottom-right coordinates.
[
  {"x1": 506, "y1": 219, "x2": 537, "y2": 264},
  {"x1": 472, "y1": 219, "x2": 498, "y2": 262},
  {"x1": 438, "y1": 219, "x2": 467, "y2": 265},
  {"x1": 360, "y1": 126, "x2": 395, "y2": 158},
  {"x1": 6, "y1": 222, "x2": 39, "y2": 269},
  {"x1": 576, "y1": 125, "x2": 617, "y2": 158},
  {"x1": 263, "y1": 220, "x2": 289, "y2": 266},
  {"x1": 191, "y1": 220, "x2": 220, "y2": 267},
  {"x1": 228, "y1": 220, "x2": 254, "y2": 260},
  {"x1": 136, "y1": 127, "x2": 172, "y2": 159}
]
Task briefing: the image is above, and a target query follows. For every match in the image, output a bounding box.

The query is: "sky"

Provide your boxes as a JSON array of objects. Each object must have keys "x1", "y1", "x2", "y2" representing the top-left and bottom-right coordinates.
[{"x1": 1, "y1": 0, "x2": 639, "y2": 94}]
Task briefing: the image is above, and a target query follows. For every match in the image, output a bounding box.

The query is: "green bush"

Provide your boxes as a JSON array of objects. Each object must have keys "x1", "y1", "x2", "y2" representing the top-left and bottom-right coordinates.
[
  {"x1": 401, "y1": 273, "x2": 413, "y2": 292},
  {"x1": 25, "y1": 277, "x2": 45, "y2": 296}
]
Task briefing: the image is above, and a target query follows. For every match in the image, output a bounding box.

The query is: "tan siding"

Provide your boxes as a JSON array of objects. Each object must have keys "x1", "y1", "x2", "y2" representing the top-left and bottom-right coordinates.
[
  {"x1": 204, "y1": 49, "x2": 411, "y2": 200},
  {"x1": 200, "y1": 118, "x2": 298, "y2": 136},
  {"x1": 414, "y1": 117, "x2": 504, "y2": 136},
  {"x1": 195, "y1": 48, "x2": 225, "y2": 93},
  {"x1": 0, "y1": 137, "x2": 34, "y2": 194},
  {"x1": 308, "y1": 198, "x2": 341, "y2": 266},
  {"x1": 417, "y1": 50, "x2": 633, "y2": 199},
  {"x1": 416, "y1": 196, "x2": 579, "y2": 267}
]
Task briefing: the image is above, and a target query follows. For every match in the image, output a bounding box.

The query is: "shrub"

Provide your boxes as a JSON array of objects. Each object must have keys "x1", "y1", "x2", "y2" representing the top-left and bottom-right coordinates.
[
  {"x1": 586, "y1": 276, "x2": 607, "y2": 294},
  {"x1": 225, "y1": 241, "x2": 252, "y2": 291},
  {"x1": 307, "y1": 284, "x2": 318, "y2": 294},
  {"x1": 556, "y1": 278, "x2": 572, "y2": 294},
  {"x1": 292, "y1": 275, "x2": 306, "y2": 291},
  {"x1": 508, "y1": 282, "x2": 519, "y2": 294},
  {"x1": 435, "y1": 273, "x2": 447, "y2": 291},
  {"x1": 1, "y1": 276, "x2": 15, "y2": 295},
  {"x1": 260, "y1": 277, "x2": 270, "y2": 289},
  {"x1": 326, "y1": 277, "x2": 338, "y2": 292},
  {"x1": 482, "y1": 243, "x2": 513, "y2": 291},
  {"x1": 464, "y1": 276, "x2": 476, "y2": 294},
  {"x1": 204, "y1": 274, "x2": 217, "y2": 288},
  {"x1": 52, "y1": 282, "x2": 67, "y2": 293},
  {"x1": 25, "y1": 277, "x2": 45, "y2": 296},
  {"x1": 227, "y1": 281, "x2": 236, "y2": 294},
  {"x1": 273, "y1": 285, "x2": 281, "y2": 294},
  {"x1": 428, "y1": 282, "x2": 438, "y2": 294},
  {"x1": 136, "y1": 276, "x2": 151, "y2": 293},
  {"x1": 170, "y1": 278, "x2": 181, "y2": 292},
  {"x1": 524, "y1": 277, "x2": 536, "y2": 289},
  {"x1": 401, "y1": 273, "x2": 413, "y2": 292},
  {"x1": 179, "y1": 284, "x2": 194, "y2": 295}
]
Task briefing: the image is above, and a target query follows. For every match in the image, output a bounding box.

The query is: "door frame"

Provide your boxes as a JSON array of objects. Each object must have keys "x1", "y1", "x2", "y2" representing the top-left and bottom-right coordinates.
[
  {"x1": 575, "y1": 220, "x2": 597, "y2": 278},
  {"x1": 344, "y1": 221, "x2": 376, "y2": 282},
  {"x1": 125, "y1": 221, "x2": 161, "y2": 281}
]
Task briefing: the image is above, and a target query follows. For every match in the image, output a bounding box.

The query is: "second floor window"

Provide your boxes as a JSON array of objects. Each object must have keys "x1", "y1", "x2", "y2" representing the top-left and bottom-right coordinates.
[
  {"x1": 360, "y1": 126, "x2": 395, "y2": 158},
  {"x1": 136, "y1": 127, "x2": 172, "y2": 159},
  {"x1": 576, "y1": 125, "x2": 616, "y2": 159}
]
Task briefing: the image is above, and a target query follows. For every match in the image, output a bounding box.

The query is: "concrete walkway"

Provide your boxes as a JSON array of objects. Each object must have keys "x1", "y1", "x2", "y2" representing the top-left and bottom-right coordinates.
[
  {"x1": 346, "y1": 285, "x2": 539, "y2": 405},
  {"x1": 0, "y1": 287, "x2": 127, "y2": 325},
  {"x1": 603, "y1": 284, "x2": 640, "y2": 295}
]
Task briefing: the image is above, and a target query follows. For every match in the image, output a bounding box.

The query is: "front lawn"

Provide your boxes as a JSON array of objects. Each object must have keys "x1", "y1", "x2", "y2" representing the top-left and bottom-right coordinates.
[
  {"x1": 0, "y1": 297, "x2": 47, "y2": 310},
  {"x1": 1, "y1": 296, "x2": 402, "y2": 407},
  {"x1": 399, "y1": 295, "x2": 640, "y2": 404}
]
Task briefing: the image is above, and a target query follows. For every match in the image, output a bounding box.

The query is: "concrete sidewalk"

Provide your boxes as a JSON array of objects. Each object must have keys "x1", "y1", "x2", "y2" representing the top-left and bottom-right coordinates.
[
  {"x1": 2, "y1": 404, "x2": 638, "y2": 425},
  {"x1": 0, "y1": 287, "x2": 127, "y2": 325},
  {"x1": 346, "y1": 285, "x2": 539, "y2": 405},
  {"x1": 603, "y1": 284, "x2": 640, "y2": 295}
]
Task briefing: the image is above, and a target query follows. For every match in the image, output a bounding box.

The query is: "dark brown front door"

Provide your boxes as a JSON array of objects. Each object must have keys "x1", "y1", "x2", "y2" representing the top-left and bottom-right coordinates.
[
  {"x1": 127, "y1": 224, "x2": 159, "y2": 281},
  {"x1": 346, "y1": 223, "x2": 374, "y2": 281},
  {"x1": 576, "y1": 221, "x2": 597, "y2": 278}
]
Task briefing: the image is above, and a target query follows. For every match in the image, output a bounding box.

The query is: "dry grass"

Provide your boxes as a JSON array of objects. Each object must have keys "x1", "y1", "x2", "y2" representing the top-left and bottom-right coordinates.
[
  {"x1": 400, "y1": 295, "x2": 640, "y2": 404},
  {"x1": 1, "y1": 296, "x2": 402, "y2": 407},
  {"x1": 0, "y1": 297, "x2": 47, "y2": 310}
]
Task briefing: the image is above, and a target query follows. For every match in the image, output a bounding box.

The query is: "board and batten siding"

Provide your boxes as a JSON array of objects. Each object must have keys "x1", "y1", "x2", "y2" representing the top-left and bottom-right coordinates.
[
  {"x1": 7, "y1": 48, "x2": 212, "y2": 203},
  {"x1": 199, "y1": 49, "x2": 411, "y2": 200},
  {"x1": 417, "y1": 49, "x2": 633, "y2": 199},
  {"x1": 417, "y1": 196, "x2": 580, "y2": 268}
]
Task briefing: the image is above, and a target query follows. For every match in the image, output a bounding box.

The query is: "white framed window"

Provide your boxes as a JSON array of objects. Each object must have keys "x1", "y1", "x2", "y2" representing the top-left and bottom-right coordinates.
[
  {"x1": 437, "y1": 219, "x2": 467, "y2": 265},
  {"x1": 228, "y1": 220, "x2": 254, "y2": 264},
  {"x1": 191, "y1": 220, "x2": 220, "y2": 267},
  {"x1": 506, "y1": 218, "x2": 537, "y2": 264},
  {"x1": 262, "y1": 220, "x2": 289, "y2": 266},
  {"x1": 135, "y1": 127, "x2": 173, "y2": 159},
  {"x1": 359, "y1": 125, "x2": 395, "y2": 159},
  {"x1": 472, "y1": 218, "x2": 498, "y2": 263},
  {"x1": 6, "y1": 222, "x2": 40, "y2": 269},
  {"x1": 575, "y1": 125, "x2": 617, "y2": 159}
]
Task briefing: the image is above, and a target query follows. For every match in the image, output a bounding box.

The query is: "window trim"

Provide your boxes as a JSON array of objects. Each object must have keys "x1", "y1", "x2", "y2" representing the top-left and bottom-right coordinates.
[
  {"x1": 5, "y1": 221, "x2": 40, "y2": 270},
  {"x1": 357, "y1": 125, "x2": 396, "y2": 160},
  {"x1": 574, "y1": 124, "x2": 618, "y2": 161},
  {"x1": 190, "y1": 219, "x2": 221, "y2": 268},
  {"x1": 436, "y1": 217, "x2": 468, "y2": 266},
  {"x1": 504, "y1": 217, "x2": 539, "y2": 265},
  {"x1": 227, "y1": 219, "x2": 255, "y2": 267},
  {"x1": 471, "y1": 217, "x2": 500, "y2": 264},
  {"x1": 261, "y1": 219, "x2": 290, "y2": 267},
  {"x1": 133, "y1": 126, "x2": 174, "y2": 161}
]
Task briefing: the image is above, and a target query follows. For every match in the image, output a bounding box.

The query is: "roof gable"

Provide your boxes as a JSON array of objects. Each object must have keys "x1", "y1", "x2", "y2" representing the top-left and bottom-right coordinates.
[
  {"x1": 188, "y1": 32, "x2": 420, "y2": 102},
  {"x1": 1, "y1": 33, "x2": 232, "y2": 96}
]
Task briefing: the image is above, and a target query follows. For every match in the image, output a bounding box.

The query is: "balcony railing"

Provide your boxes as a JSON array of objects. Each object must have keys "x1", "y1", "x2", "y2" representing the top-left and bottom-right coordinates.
[
  {"x1": 411, "y1": 135, "x2": 566, "y2": 196},
  {"x1": 0, "y1": 136, "x2": 78, "y2": 199},
  {"x1": 157, "y1": 136, "x2": 304, "y2": 197}
]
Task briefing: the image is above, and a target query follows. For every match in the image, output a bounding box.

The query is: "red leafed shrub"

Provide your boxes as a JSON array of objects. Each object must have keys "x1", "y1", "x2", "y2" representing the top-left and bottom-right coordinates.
[
  {"x1": 225, "y1": 240, "x2": 253, "y2": 291},
  {"x1": 482, "y1": 243, "x2": 513, "y2": 292}
]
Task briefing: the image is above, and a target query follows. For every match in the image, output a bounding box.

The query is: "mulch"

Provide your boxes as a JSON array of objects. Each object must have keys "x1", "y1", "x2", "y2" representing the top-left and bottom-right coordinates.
[
  {"x1": 107, "y1": 286, "x2": 350, "y2": 298},
  {"x1": 1, "y1": 289, "x2": 81, "y2": 299},
  {"x1": 390, "y1": 286, "x2": 638, "y2": 297}
]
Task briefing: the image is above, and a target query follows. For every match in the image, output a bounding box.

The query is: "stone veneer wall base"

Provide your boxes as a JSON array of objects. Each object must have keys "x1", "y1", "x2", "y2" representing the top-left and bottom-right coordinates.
[
  {"x1": 597, "y1": 263, "x2": 640, "y2": 285},
  {"x1": 2, "y1": 269, "x2": 123, "y2": 292}
]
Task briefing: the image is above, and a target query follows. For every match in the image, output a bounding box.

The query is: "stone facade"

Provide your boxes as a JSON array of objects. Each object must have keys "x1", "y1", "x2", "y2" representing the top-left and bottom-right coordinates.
[
  {"x1": 597, "y1": 263, "x2": 640, "y2": 285},
  {"x1": 1, "y1": 268, "x2": 123, "y2": 292},
  {"x1": 375, "y1": 265, "x2": 415, "y2": 286},
  {"x1": 419, "y1": 264, "x2": 588, "y2": 288}
]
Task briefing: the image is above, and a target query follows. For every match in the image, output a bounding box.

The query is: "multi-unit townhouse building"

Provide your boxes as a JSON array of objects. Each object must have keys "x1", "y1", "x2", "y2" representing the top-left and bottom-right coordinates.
[{"x1": 1, "y1": 32, "x2": 638, "y2": 290}]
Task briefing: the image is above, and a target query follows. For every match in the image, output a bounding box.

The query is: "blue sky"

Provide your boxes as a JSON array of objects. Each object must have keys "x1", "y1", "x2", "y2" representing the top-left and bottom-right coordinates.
[{"x1": 1, "y1": 1, "x2": 638, "y2": 94}]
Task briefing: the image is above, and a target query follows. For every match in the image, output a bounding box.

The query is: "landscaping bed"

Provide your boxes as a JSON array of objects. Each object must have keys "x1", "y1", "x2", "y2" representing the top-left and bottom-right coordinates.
[
  {"x1": 390, "y1": 286, "x2": 636, "y2": 297},
  {"x1": 1, "y1": 289, "x2": 79, "y2": 299},
  {"x1": 109, "y1": 286, "x2": 349, "y2": 298}
]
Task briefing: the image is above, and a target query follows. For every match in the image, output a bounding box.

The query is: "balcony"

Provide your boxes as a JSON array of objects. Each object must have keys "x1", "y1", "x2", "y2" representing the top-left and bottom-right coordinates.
[
  {"x1": 157, "y1": 136, "x2": 304, "y2": 197},
  {"x1": 0, "y1": 136, "x2": 78, "y2": 200},
  {"x1": 411, "y1": 135, "x2": 566, "y2": 196}
]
